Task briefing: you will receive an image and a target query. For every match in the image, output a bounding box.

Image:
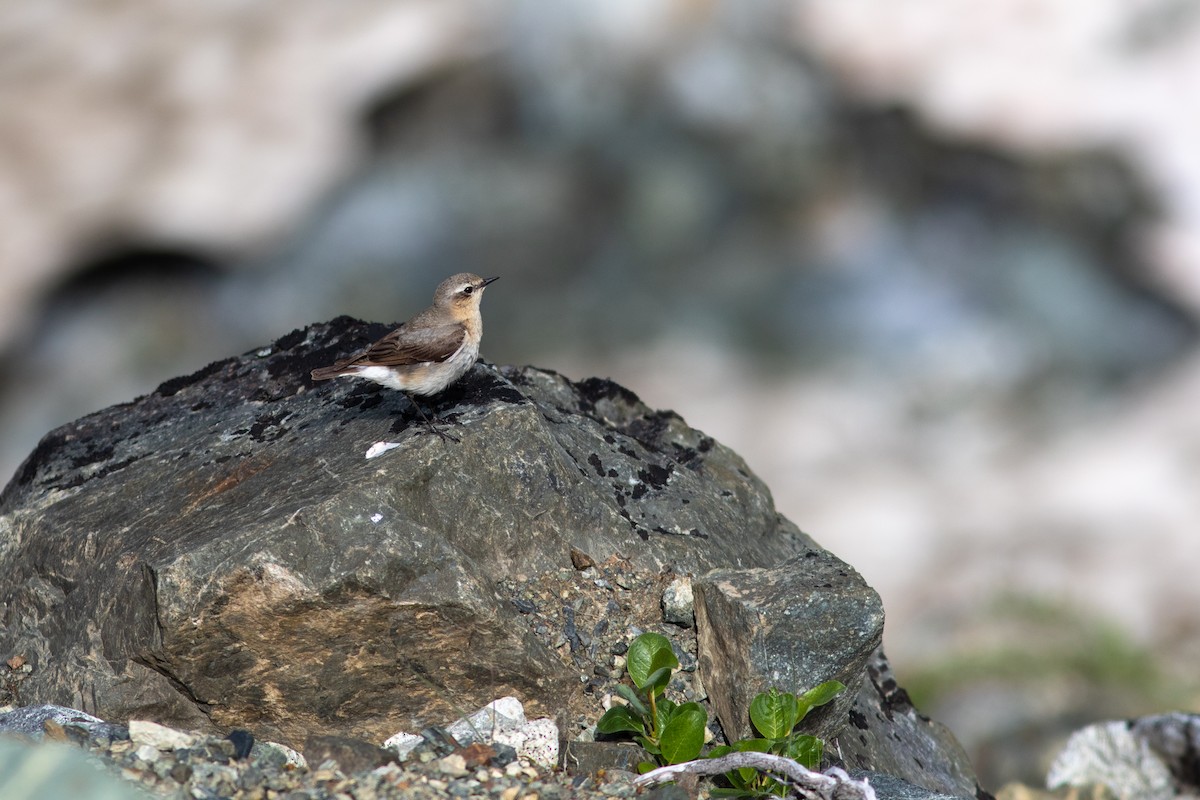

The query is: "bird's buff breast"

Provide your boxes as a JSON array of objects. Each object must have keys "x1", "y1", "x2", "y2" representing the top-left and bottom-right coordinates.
[{"x1": 351, "y1": 339, "x2": 480, "y2": 396}]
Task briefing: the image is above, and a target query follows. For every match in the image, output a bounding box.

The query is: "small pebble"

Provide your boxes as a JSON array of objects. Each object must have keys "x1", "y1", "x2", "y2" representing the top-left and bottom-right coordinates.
[{"x1": 437, "y1": 753, "x2": 468, "y2": 777}]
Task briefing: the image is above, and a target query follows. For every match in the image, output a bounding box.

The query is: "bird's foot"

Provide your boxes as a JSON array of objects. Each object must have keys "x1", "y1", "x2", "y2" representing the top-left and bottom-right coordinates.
[
  {"x1": 409, "y1": 399, "x2": 460, "y2": 443},
  {"x1": 421, "y1": 422, "x2": 460, "y2": 443}
]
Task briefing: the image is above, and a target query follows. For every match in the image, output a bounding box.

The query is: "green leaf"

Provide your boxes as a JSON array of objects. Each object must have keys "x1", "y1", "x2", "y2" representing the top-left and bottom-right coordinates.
[
  {"x1": 637, "y1": 761, "x2": 658, "y2": 774},
  {"x1": 613, "y1": 683, "x2": 649, "y2": 717},
  {"x1": 709, "y1": 744, "x2": 760, "y2": 793},
  {"x1": 636, "y1": 735, "x2": 661, "y2": 755},
  {"x1": 795, "y1": 680, "x2": 845, "y2": 721},
  {"x1": 731, "y1": 738, "x2": 772, "y2": 753},
  {"x1": 642, "y1": 665, "x2": 675, "y2": 696},
  {"x1": 750, "y1": 688, "x2": 800, "y2": 740},
  {"x1": 651, "y1": 698, "x2": 674, "y2": 741},
  {"x1": 627, "y1": 632, "x2": 677, "y2": 688},
  {"x1": 784, "y1": 734, "x2": 824, "y2": 769},
  {"x1": 596, "y1": 706, "x2": 644, "y2": 736},
  {"x1": 659, "y1": 702, "x2": 707, "y2": 764},
  {"x1": 724, "y1": 738, "x2": 770, "y2": 784},
  {"x1": 722, "y1": 771, "x2": 750, "y2": 791}
]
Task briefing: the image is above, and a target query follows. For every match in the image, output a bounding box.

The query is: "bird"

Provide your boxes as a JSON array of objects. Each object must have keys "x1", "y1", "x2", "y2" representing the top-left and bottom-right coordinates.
[{"x1": 311, "y1": 272, "x2": 499, "y2": 440}]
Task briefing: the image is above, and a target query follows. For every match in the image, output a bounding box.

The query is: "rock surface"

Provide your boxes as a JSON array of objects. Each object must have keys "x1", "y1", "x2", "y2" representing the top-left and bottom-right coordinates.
[
  {"x1": 0, "y1": 703, "x2": 125, "y2": 743},
  {"x1": 691, "y1": 562, "x2": 981, "y2": 798},
  {"x1": 835, "y1": 650, "x2": 981, "y2": 798},
  {"x1": 694, "y1": 558, "x2": 885, "y2": 743},
  {"x1": 853, "y1": 771, "x2": 977, "y2": 800},
  {"x1": 0, "y1": 317, "x2": 812, "y2": 747}
]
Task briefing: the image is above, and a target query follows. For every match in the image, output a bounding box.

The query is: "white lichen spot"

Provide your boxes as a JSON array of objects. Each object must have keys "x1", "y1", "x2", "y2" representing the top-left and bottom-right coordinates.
[{"x1": 370, "y1": 513, "x2": 383, "y2": 524}]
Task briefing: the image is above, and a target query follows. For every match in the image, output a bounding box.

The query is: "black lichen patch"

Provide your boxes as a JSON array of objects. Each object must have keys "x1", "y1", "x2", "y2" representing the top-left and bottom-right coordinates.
[
  {"x1": 575, "y1": 376, "x2": 642, "y2": 409},
  {"x1": 622, "y1": 410, "x2": 683, "y2": 450},
  {"x1": 248, "y1": 410, "x2": 293, "y2": 444},
  {"x1": 387, "y1": 406, "x2": 429, "y2": 436},
  {"x1": 1, "y1": 420, "x2": 150, "y2": 500},
  {"x1": 502, "y1": 363, "x2": 567, "y2": 387},
  {"x1": 672, "y1": 444, "x2": 703, "y2": 469},
  {"x1": 70, "y1": 444, "x2": 115, "y2": 470},
  {"x1": 358, "y1": 393, "x2": 385, "y2": 411},
  {"x1": 62, "y1": 455, "x2": 141, "y2": 489},
  {"x1": 249, "y1": 385, "x2": 295, "y2": 404},
  {"x1": 155, "y1": 358, "x2": 236, "y2": 398},
  {"x1": 652, "y1": 525, "x2": 700, "y2": 537},
  {"x1": 849, "y1": 709, "x2": 869, "y2": 730},
  {"x1": 271, "y1": 326, "x2": 309, "y2": 352},
  {"x1": 281, "y1": 317, "x2": 391, "y2": 384},
  {"x1": 587, "y1": 454, "x2": 605, "y2": 477},
  {"x1": 3, "y1": 429, "x2": 71, "y2": 496},
  {"x1": 637, "y1": 463, "x2": 673, "y2": 490},
  {"x1": 435, "y1": 365, "x2": 527, "y2": 409},
  {"x1": 338, "y1": 386, "x2": 386, "y2": 411}
]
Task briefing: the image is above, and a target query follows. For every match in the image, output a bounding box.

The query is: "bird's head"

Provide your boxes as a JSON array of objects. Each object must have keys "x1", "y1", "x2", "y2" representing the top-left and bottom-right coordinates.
[{"x1": 435, "y1": 273, "x2": 499, "y2": 315}]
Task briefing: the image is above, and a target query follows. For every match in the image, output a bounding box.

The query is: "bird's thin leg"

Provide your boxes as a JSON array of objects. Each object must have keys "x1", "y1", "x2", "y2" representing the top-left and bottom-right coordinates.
[{"x1": 409, "y1": 396, "x2": 459, "y2": 443}]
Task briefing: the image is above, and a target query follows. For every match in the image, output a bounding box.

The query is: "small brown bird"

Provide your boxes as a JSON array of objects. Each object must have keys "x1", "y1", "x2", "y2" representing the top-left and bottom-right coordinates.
[{"x1": 311, "y1": 273, "x2": 498, "y2": 438}]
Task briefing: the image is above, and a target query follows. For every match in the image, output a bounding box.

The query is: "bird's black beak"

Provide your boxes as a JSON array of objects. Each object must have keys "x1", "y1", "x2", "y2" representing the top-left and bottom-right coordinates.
[{"x1": 481, "y1": 276, "x2": 500, "y2": 288}]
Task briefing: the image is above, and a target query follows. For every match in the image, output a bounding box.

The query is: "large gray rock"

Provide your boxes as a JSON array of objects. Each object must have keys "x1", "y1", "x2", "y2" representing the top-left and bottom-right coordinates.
[{"x1": 0, "y1": 317, "x2": 814, "y2": 746}]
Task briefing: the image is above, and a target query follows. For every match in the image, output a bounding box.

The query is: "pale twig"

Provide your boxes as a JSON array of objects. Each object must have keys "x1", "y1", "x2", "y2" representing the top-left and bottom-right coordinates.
[{"x1": 633, "y1": 751, "x2": 877, "y2": 800}]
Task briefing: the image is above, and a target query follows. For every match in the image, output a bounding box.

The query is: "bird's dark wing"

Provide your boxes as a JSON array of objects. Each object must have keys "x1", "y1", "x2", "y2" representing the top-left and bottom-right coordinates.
[{"x1": 335, "y1": 322, "x2": 467, "y2": 368}]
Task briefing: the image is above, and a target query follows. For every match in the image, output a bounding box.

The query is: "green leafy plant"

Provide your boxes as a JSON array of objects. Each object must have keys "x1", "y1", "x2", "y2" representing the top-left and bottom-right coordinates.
[
  {"x1": 595, "y1": 632, "x2": 708, "y2": 770},
  {"x1": 707, "y1": 681, "x2": 845, "y2": 797}
]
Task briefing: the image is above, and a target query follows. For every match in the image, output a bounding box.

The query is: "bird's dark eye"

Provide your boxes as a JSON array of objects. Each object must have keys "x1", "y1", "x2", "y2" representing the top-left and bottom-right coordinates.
[{"x1": 462, "y1": 285, "x2": 474, "y2": 295}]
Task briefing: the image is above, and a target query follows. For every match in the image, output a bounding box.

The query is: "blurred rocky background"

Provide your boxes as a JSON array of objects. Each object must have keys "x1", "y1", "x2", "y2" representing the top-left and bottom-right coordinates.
[{"x1": 3, "y1": 0, "x2": 1200, "y2": 790}]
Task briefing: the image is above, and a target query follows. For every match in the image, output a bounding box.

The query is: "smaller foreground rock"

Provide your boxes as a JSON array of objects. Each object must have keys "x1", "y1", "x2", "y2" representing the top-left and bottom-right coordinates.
[
  {"x1": 1047, "y1": 713, "x2": 1200, "y2": 800},
  {"x1": 694, "y1": 556, "x2": 885, "y2": 742}
]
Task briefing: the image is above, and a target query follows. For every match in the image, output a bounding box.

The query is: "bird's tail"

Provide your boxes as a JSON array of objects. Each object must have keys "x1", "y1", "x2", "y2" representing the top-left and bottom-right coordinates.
[{"x1": 310, "y1": 365, "x2": 350, "y2": 381}]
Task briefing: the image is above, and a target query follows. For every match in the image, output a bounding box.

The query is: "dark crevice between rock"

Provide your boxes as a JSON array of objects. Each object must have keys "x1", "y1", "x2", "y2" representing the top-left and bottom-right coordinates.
[{"x1": 130, "y1": 652, "x2": 214, "y2": 725}]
